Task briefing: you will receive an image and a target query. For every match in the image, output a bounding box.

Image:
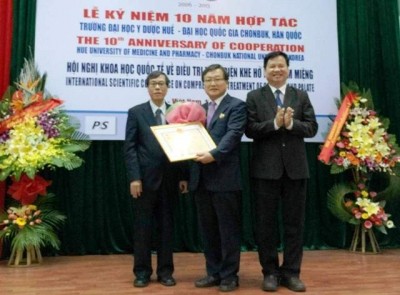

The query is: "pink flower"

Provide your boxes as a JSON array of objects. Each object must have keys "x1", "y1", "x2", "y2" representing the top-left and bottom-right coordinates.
[
  {"x1": 364, "y1": 220, "x2": 373, "y2": 229},
  {"x1": 166, "y1": 102, "x2": 206, "y2": 125},
  {"x1": 357, "y1": 183, "x2": 366, "y2": 190},
  {"x1": 336, "y1": 142, "x2": 345, "y2": 148}
]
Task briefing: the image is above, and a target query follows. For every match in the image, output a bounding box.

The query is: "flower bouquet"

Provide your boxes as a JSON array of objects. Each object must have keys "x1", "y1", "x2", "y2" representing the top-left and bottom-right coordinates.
[
  {"x1": 166, "y1": 101, "x2": 206, "y2": 125},
  {"x1": 0, "y1": 58, "x2": 90, "y2": 265},
  {"x1": 319, "y1": 82, "x2": 400, "y2": 253}
]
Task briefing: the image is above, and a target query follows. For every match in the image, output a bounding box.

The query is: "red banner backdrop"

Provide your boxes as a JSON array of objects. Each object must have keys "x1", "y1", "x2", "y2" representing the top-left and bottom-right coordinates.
[{"x1": 0, "y1": 0, "x2": 13, "y2": 256}]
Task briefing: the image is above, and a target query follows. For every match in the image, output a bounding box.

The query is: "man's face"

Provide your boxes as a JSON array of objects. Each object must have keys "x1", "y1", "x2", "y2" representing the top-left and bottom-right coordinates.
[
  {"x1": 203, "y1": 69, "x2": 228, "y2": 101},
  {"x1": 265, "y1": 55, "x2": 289, "y2": 88},
  {"x1": 147, "y1": 75, "x2": 168, "y2": 106}
]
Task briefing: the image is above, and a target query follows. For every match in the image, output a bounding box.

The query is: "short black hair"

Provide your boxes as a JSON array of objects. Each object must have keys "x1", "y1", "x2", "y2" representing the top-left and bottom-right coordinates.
[
  {"x1": 263, "y1": 51, "x2": 289, "y2": 68},
  {"x1": 201, "y1": 64, "x2": 229, "y2": 82},
  {"x1": 145, "y1": 71, "x2": 170, "y2": 87}
]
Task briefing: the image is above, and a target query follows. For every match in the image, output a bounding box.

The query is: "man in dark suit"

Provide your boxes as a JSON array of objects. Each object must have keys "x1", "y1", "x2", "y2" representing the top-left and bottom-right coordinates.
[
  {"x1": 245, "y1": 51, "x2": 318, "y2": 292},
  {"x1": 124, "y1": 71, "x2": 187, "y2": 288},
  {"x1": 190, "y1": 64, "x2": 247, "y2": 292}
]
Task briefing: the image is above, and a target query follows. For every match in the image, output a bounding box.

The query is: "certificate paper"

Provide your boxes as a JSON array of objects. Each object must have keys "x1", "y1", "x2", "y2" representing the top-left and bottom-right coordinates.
[{"x1": 151, "y1": 122, "x2": 216, "y2": 162}]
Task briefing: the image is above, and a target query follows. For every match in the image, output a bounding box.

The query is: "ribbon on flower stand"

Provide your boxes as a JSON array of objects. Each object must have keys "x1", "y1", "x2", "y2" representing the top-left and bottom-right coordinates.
[
  {"x1": 318, "y1": 92, "x2": 358, "y2": 163},
  {"x1": 0, "y1": 181, "x2": 5, "y2": 257}
]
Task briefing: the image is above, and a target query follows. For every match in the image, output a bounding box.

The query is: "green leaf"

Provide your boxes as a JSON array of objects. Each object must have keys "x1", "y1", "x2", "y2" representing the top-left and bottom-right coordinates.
[
  {"x1": 61, "y1": 141, "x2": 90, "y2": 153},
  {"x1": 0, "y1": 167, "x2": 12, "y2": 181},
  {"x1": 327, "y1": 183, "x2": 354, "y2": 222},
  {"x1": 375, "y1": 225, "x2": 387, "y2": 235},
  {"x1": 376, "y1": 175, "x2": 400, "y2": 202},
  {"x1": 330, "y1": 164, "x2": 346, "y2": 175}
]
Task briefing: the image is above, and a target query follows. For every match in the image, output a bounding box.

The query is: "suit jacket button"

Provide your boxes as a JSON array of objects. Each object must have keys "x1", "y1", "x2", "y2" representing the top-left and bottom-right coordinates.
[{"x1": 282, "y1": 143, "x2": 285, "y2": 147}]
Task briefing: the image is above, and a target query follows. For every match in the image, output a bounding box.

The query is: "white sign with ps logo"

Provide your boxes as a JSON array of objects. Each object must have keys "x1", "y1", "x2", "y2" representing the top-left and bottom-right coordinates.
[{"x1": 84, "y1": 116, "x2": 116, "y2": 135}]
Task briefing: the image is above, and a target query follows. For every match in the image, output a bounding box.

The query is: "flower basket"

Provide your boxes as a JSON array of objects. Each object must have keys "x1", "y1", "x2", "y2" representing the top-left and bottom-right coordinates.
[
  {"x1": 319, "y1": 82, "x2": 400, "y2": 253},
  {"x1": 0, "y1": 192, "x2": 66, "y2": 267}
]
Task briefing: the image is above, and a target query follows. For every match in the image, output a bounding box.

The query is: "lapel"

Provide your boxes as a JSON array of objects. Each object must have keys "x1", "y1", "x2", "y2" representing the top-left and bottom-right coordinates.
[
  {"x1": 208, "y1": 94, "x2": 230, "y2": 129},
  {"x1": 262, "y1": 86, "x2": 278, "y2": 114},
  {"x1": 283, "y1": 85, "x2": 295, "y2": 108}
]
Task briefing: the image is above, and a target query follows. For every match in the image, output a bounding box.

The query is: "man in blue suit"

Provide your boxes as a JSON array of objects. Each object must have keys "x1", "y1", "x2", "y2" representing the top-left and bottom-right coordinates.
[
  {"x1": 190, "y1": 64, "x2": 247, "y2": 292},
  {"x1": 246, "y1": 51, "x2": 318, "y2": 292},
  {"x1": 124, "y1": 71, "x2": 187, "y2": 288}
]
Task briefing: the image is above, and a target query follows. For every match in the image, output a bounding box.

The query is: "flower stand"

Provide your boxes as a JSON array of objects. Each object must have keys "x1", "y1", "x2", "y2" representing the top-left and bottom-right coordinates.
[
  {"x1": 8, "y1": 245, "x2": 43, "y2": 267},
  {"x1": 349, "y1": 224, "x2": 381, "y2": 254}
]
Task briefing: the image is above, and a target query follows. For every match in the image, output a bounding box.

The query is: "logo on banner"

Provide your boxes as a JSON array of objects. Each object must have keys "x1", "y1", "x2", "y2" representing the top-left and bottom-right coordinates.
[{"x1": 85, "y1": 116, "x2": 117, "y2": 135}]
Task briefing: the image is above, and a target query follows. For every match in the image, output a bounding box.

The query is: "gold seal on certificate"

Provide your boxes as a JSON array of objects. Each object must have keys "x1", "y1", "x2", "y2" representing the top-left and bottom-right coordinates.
[{"x1": 151, "y1": 122, "x2": 216, "y2": 162}]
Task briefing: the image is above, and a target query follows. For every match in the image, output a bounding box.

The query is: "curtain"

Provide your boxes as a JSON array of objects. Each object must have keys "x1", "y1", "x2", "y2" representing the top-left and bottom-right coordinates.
[
  {"x1": 2, "y1": 0, "x2": 400, "y2": 255},
  {"x1": 0, "y1": 0, "x2": 13, "y2": 257},
  {"x1": 10, "y1": 0, "x2": 36, "y2": 82}
]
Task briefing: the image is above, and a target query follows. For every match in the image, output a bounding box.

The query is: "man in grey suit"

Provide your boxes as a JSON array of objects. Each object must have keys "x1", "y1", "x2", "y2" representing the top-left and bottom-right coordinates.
[
  {"x1": 245, "y1": 51, "x2": 318, "y2": 292},
  {"x1": 190, "y1": 64, "x2": 247, "y2": 292},
  {"x1": 124, "y1": 71, "x2": 187, "y2": 288}
]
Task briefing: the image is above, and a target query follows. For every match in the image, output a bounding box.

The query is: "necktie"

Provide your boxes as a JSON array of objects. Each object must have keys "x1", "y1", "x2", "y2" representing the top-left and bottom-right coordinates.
[
  {"x1": 207, "y1": 101, "x2": 216, "y2": 127},
  {"x1": 155, "y1": 108, "x2": 163, "y2": 125},
  {"x1": 275, "y1": 89, "x2": 283, "y2": 107}
]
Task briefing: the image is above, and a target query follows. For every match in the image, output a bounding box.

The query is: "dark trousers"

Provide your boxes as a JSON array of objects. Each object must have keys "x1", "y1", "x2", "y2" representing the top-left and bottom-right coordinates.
[
  {"x1": 132, "y1": 186, "x2": 174, "y2": 279},
  {"x1": 195, "y1": 185, "x2": 242, "y2": 282},
  {"x1": 253, "y1": 174, "x2": 306, "y2": 278}
]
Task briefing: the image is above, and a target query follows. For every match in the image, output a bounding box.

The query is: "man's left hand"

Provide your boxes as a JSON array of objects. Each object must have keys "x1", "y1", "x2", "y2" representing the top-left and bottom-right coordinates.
[
  {"x1": 284, "y1": 107, "x2": 294, "y2": 128},
  {"x1": 194, "y1": 152, "x2": 215, "y2": 164}
]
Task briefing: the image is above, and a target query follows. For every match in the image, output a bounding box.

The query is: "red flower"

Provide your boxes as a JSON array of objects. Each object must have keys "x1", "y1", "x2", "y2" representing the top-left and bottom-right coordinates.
[{"x1": 7, "y1": 174, "x2": 52, "y2": 205}]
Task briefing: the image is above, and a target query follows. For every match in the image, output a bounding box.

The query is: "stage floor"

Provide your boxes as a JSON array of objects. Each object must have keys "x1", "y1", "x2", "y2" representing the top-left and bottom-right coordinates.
[{"x1": 1, "y1": 249, "x2": 400, "y2": 294}]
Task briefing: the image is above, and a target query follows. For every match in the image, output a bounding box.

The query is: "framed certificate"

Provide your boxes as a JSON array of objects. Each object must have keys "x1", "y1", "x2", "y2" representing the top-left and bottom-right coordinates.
[{"x1": 151, "y1": 122, "x2": 216, "y2": 162}]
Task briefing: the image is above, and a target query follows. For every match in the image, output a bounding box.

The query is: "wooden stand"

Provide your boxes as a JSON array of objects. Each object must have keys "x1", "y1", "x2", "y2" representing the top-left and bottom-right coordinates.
[
  {"x1": 349, "y1": 224, "x2": 381, "y2": 254},
  {"x1": 8, "y1": 245, "x2": 43, "y2": 267}
]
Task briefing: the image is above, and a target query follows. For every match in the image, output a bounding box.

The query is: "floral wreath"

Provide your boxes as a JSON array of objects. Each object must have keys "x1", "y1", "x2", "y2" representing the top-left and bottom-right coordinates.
[
  {"x1": 319, "y1": 82, "x2": 400, "y2": 234},
  {"x1": 0, "y1": 58, "x2": 90, "y2": 256}
]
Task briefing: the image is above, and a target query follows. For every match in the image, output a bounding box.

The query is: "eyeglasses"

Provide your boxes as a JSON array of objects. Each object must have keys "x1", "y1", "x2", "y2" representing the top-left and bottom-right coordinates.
[
  {"x1": 204, "y1": 78, "x2": 226, "y2": 84},
  {"x1": 149, "y1": 81, "x2": 167, "y2": 88}
]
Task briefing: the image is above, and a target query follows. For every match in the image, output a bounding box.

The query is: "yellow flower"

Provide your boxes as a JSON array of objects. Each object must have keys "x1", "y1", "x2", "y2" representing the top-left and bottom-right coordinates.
[
  {"x1": 368, "y1": 117, "x2": 381, "y2": 129},
  {"x1": 361, "y1": 213, "x2": 369, "y2": 219},
  {"x1": 28, "y1": 205, "x2": 37, "y2": 211},
  {"x1": 364, "y1": 202, "x2": 380, "y2": 216},
  {"x1": 356, "y1": 197, "x2": 380, "y2": 217},
  {"x1": 361, "y1": 190, "x2": 369, "y2": 198},
  {"x1": 15, "y1": 217, "x2": 27, "y2": 229}
]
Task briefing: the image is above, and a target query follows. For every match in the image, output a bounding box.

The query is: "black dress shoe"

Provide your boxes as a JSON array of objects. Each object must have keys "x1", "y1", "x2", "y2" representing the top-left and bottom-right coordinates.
[
  {"x1": 194, "y1": 276, "x2": 221, "y2": 288},
  {"x1": 157, "y1": 276, "x2": 176, "y2": 286},
  {"x1": 219, "y1": 280, "x2": 239, "y2": 292},
  {"x1": 280, "y1": 277, "x2": 306, "y2": 292},
  {"x1": 133, "y1": 277, "x2": 150, "y2": 287},
  {"x1": 262, "y1": 275, "x2": 279, "y2": 292}
]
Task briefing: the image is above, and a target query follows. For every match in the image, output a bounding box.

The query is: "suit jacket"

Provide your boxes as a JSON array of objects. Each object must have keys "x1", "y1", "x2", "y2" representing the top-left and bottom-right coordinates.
[
  {"x1": 189, "y1": 94, "x2": 247, "y2": 192},
  {"x1": 245, "y1": 85, "x2": 318, "y2": 180},
  {"x1": 124, "y1": 101, "x2": 180, "y2": 191}
]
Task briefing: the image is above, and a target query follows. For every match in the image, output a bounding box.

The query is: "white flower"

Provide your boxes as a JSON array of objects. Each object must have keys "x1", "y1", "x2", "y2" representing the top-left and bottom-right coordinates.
[{"x1": 386, "y1": 220, "x2": 395, "y2": 228}]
